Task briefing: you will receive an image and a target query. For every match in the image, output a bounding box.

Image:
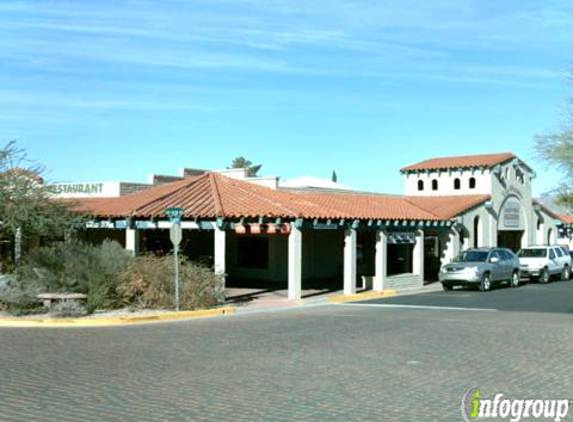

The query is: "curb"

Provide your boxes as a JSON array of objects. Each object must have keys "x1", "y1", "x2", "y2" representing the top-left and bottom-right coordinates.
[
  {"x1": 0, "y1": 307, "x2": 236, "y2": 328},
  {"x1": 327, "y1": 290, "x2": 397, "y2": 303}
]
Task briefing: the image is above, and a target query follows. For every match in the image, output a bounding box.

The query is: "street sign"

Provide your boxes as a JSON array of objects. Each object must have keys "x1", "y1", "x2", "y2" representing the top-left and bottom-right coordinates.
[
  {"x1": 169, "y1": 221, "x2": 183, "y2": 312},
  {"x1": 170, "y1": 223, "x2": 182, "y2": 246},
  {"x1": 166, "y1": 207, "x2": 185, "y2": 223}
]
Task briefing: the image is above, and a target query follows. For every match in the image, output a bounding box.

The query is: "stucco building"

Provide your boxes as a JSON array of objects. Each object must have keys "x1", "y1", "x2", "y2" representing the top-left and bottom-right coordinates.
[{"x1": 73, "y1": 152, "x2": 568, "y2": 299}]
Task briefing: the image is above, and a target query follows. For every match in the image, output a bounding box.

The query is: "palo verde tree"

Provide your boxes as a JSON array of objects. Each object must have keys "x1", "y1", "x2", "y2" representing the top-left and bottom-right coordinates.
[
  {"x1": 535, "y1": 73, "x2": 573, "y2": 211},
  {"x1": 229, "y1": 156, "x2": 262, "y2": 177},
  {"x1": 0, "y1": 141, "x2": 84, "y2": 266}
]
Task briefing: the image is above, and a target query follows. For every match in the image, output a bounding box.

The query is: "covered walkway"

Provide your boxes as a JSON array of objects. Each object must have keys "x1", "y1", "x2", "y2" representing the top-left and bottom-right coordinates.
[{"x1": 77, "y1": 172, "x2": 496, "y2": 300}]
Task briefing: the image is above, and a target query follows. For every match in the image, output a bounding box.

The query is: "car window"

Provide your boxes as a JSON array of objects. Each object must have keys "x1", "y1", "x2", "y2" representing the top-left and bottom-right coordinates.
[
  {"x1": 555, "y1": 247, "x2": 564, "y2": 258},
  {"x1": 455, "y1": 250, "x2": 489, "y2": 262},
  {"x1": 518, "y1": 248, "x2": 547, "y2": 258},
  {"x1": 549, "y1": 249, "x2": 556, "y2": 260},
  {"x1": 502, "y1": 250, "x2": 516, "y2": 261},
  {"x1": 490, "y1": 251, "x2": 501, "y2": 262}
]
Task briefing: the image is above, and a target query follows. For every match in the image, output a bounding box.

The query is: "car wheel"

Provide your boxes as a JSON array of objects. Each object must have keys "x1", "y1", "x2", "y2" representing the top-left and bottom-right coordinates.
[
  {"x1": 561, "y1": 266, "x2": 570, "y2": 281},
  {"x1": 510, "y1": 271, "x2": 520, "y2": 288},
  {"x1": 480, "y1": 273, "x2": 492, "y2": 292},
  {"x1": 442, "y1": 283, "x2": 453, "y2": 291},
  {"x1": 539, "y1": 268, "x2": 550, "y2": 284}
]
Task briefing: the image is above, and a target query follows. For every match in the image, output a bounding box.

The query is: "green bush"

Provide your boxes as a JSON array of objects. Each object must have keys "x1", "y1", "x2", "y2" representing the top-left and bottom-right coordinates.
[
  {"x1": 118, "y1": 254, "x2": 225, "y2": 310},
  {"x1": 12, "y1": 240, "x2": 133, "y2": 313},
  {"x1": 2, "y1": 241, "x2": 225, "y2": 314}
]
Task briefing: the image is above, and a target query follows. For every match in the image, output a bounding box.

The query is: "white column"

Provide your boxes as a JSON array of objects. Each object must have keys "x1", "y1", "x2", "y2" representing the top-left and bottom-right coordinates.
[
  {"x1": 214, "y1": 227, "x2": 226, "y2": 283},
  {"x1": 413, "y1": 230, "x2": 424, "y2": 282},
  {"x1": 125, "y1": 228, "x2": 140, "y2": 255},
  {"x1": 373, "y1": 230, "x2": 387, "y2": 292},
  {"x1": 489, "y1": 213, "x2": 497, "y2": 247},
  {"x1": 288, "y1": 224, "x2": 302, "y2": 300},
  {"x1": 344, "y1": 229, "x2": 357, "y2": 295},
  {"x1": 445, "y1": 227, "x2": 460, "y2": 264}
]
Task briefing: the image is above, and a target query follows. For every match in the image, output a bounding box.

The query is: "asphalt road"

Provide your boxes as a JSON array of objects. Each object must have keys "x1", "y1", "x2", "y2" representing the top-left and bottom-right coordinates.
[
  {"x1": 1, "y1": 284, "x2": 573, "y2": 421},
  {"x1": 357, "y1": 278, "x2": 573, "y2": 314}
]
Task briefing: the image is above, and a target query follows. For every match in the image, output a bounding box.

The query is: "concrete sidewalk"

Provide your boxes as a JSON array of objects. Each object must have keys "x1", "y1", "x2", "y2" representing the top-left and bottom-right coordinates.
[{"x1": 225, "y1": 282, "x2": 443, "y2": 313}]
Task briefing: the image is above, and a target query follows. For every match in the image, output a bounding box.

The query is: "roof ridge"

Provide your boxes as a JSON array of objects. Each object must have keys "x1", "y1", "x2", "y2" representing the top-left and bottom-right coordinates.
[
  {"x1": 130, "y1": 175, "x2": 205, "y2": 216},
  {"x1": 402, "y1": 197, "x2": 442, "y2": 220},
  {"x1": 219, "y1": 173, "x2": 301, "y2": 217},
  {"x1": 210, "y1": 173, "x2": 225, "y2": 217},
  {"x1": 406, "y1": 194, "x2": 492, "y2": 220}
]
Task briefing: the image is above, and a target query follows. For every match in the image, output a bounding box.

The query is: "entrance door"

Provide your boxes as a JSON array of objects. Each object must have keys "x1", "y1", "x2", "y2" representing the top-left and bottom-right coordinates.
[
  {"x1": 424, "y1": 236, "x2": 441, "y2": 282},
  {"x1": 497, "y1": 231, "x2": 524, "y2": 252}
]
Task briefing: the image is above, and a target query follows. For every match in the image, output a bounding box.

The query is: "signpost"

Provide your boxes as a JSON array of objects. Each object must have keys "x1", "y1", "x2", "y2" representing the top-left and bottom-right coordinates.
[{"x1": 166, "y1": 207, "x2": 185, "y2": 311}]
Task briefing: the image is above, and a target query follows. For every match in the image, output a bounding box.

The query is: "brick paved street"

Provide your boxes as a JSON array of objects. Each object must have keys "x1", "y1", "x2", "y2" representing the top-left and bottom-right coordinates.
[{"x1": 1, "y1": 283, "x2": 573, "y2": 421}]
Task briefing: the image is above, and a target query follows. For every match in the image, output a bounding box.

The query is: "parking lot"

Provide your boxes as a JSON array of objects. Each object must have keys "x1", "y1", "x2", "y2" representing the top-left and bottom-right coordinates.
[
  {"x1": 1, "y1": 281, "x2": 572, "y2": 421},
  {"x1": 355, "y1": 278, "x2": 573, "y2": 314}
]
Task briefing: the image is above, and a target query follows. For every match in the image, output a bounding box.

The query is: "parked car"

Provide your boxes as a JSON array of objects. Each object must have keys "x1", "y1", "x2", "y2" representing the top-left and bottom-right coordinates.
[
  {"x1": 517, "y1": 246, "x2": 571, "y2": 283},
  {"x1": 439, "y1": 248, "x2": 521, "y2": 292}
]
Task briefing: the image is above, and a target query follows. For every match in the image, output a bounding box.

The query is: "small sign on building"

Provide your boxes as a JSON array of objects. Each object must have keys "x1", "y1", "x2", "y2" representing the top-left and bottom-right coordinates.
[{"x1": 503, "y1": 199, "x2": 521, "y2": 229}]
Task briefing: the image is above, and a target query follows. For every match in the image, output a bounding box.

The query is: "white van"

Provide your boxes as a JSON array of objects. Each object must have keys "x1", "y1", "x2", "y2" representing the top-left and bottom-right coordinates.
[{"x1": 517, "y1": 246, "x2": 571, "y2": 283}]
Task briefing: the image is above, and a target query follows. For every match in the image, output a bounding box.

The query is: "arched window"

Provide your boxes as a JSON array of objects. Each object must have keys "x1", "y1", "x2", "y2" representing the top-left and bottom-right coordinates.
[
  {"x1": 473, "y1": 216, "x2": 480, "y2": 248},
  {"x1": 469, "y1": 177, "x2": 476, "y2": 189},
  {"x1": 537, "y1": 219, "x2": 542, "y2": 231},
  {"x1": 547, "y1": 228, "x2": 553, "y2": 245},
  {"x1": 432, "y1": 180, "x2": 438, "y2": 191},
  {"x1": 454, "y1": 178, "x2": 461, "y2": 190},
  {"x1": 417, "y1": 180, "x2": 424, "y2": 191}
]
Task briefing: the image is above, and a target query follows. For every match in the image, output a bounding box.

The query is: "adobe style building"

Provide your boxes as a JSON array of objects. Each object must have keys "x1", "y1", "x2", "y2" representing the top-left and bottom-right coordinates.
[{"x1": 73, "y1": 153, "x2": 568, "y2": 299}]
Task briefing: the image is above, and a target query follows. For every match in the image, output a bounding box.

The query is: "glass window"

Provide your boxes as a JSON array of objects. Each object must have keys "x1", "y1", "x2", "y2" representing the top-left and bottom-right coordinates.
[
  {"x1": 518, "y1": 248, "x2": 547, "y2": 258},
  {"x1": 555, "y1": 247, "x2": 563, "y2": 258},
  {"x1": 432, "y1": 180, "x2": 438, "y2": 190},
  {"x1": 454, "y1": 178, "x2": 461, "y2": 190},
  {"x1": 469, "y1": 177, "x2": 476, "y2": 189},
  {"x1": 387, "y1": 244, "x2": 414, "y2": 276},
  {"x1": 549, "y1": 249, "x2": 556, "y2": 260},
  {"x1": 417, "y1": 180, "x2": 424, "y2": 191},
  {"x1": 454, "y1": 250, "x2": 489, "y2": 262}
]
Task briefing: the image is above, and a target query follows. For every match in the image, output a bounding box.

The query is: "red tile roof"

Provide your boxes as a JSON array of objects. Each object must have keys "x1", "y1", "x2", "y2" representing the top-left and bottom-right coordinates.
[
  {"x1": 77, "y1": 173, "x2": 493, "y2": 223},
  {"x1": 401, "y1": 152, "x2": 516, "y2": 173},
  {"x1": 558, "y1": 214, "x2": 573, "y2": 225},
  {"x1": 407, "y1": 195, "x2": 491, "y2": 220},
  {"x1": 4, "y1": 167, "x2": 44, "y2": 184},
  {"x1": 532, "y1": 200, "x2": 559, "y2": 220}
]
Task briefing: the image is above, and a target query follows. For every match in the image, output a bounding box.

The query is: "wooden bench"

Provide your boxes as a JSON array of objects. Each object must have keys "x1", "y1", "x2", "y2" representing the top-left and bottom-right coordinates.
[{"x1": 37, "y1": 293, "x2": 87, "y2": 308}]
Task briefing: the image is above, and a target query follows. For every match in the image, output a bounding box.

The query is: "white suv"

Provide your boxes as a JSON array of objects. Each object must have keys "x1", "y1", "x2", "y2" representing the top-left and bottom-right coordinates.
[{"x1": 517, "y1": 246, "x2": 571, "y2": 283}]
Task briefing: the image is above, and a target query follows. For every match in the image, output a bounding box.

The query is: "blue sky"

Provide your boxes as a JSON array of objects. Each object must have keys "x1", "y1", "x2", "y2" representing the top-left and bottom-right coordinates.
[{"x1": 1, "y1": 0, "x2": 572, "y2": 195}]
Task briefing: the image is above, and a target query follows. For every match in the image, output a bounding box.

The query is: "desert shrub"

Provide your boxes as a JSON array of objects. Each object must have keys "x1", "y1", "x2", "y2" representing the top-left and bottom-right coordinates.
[
  {"x1": 118, "y1": 254, "x2": 225, "y2": 310},
  {"x1": 51, "y1": 299, "x2": 87, "y2": 318},
  {"x1": 2, "y1": 241, "x2": 224, "y2": 314},
  {"x1": 13, "y1": 240, "x2": 133, "y2": 313},
  {"x1": 0, "y1": 277, "x2": 43, "y2": 314}
]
